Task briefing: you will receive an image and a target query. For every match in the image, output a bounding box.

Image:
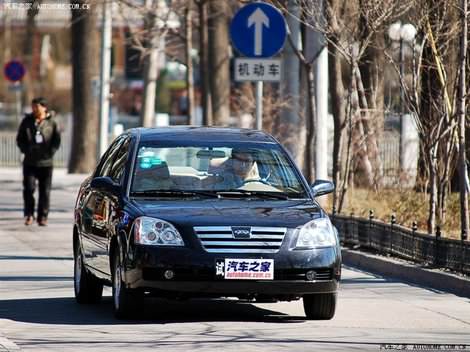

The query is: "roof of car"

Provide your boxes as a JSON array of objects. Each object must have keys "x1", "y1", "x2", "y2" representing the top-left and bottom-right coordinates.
[{"x1": 130, "y1": 126, "x2": 278, "y2": 144}]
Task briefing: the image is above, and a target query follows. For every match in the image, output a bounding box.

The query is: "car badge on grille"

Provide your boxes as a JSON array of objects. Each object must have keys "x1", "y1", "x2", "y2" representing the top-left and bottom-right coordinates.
[{"x1": 231, "y1": 226, "x2": 251, "y2": 239}]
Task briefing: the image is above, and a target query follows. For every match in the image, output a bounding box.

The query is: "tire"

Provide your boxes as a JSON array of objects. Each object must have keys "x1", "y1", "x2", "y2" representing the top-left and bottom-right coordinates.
[
  {"x1": 74, "y1": 242, "x2": 103, "y2": 304},
  {"x1": 112, "y1": 250, "x2": 143, "y2": 319},
  {"x1": 303, "y1": 293, "x2": 337, "y2": 320}
]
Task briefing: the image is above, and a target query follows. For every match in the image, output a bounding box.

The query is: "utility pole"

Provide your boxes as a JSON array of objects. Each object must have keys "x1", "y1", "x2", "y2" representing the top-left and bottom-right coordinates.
[
  {"x1": 307, "y1": 0, "x2": 328, "y2": 181},
  {"x1": 140, "y1": 0, "x2": 159, "y2": 127},
  {"x1": 458, "y1": 0, "x2": 469, "y2": 240},
  {"x1": 98, "y1": 0, "x2": 112, "y2": 157}
]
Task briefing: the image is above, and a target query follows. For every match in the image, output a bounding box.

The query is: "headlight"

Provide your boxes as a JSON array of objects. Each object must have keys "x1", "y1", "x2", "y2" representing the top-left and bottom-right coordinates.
[
  {"x1": 295, "y1": 218, "x2": 337, "y2": 249},
  {"x1": 134, "y1": 216, "x2": 184, "y2": 246}
]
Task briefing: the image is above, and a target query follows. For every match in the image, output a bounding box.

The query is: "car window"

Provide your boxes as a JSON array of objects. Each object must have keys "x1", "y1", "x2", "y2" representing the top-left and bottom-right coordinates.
[
  {"x1": 95, "y1": 137, "x2": 125, "y2": 178},
  {"x1": 109, "y1": 137, "x2": 131, "y2": 183},
  {"x1": 130, "y1": 144, "x2": 306, "y2": 195}
]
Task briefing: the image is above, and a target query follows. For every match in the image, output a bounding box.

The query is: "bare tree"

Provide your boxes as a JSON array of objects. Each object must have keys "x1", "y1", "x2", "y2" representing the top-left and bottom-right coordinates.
[
  {"x1": 117, "y1": 0, "x2": 178, "y2": 127},
  {"x1": 275, "y1": 0, "x2": 411, "y2": 210},
  {"x1": 384, "y1": 0, "x2": 462, "y2": 234}
]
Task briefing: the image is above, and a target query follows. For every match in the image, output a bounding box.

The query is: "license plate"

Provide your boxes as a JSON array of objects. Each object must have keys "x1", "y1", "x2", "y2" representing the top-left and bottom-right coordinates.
[{"x1": 215, "y1": 259, "x2": 274, "y2": 280}]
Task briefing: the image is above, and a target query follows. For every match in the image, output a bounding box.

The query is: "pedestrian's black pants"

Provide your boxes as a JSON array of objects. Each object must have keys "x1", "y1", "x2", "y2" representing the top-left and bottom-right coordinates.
[{"x1": 23, "y1": 165, "x2": 53, "y2": 221}]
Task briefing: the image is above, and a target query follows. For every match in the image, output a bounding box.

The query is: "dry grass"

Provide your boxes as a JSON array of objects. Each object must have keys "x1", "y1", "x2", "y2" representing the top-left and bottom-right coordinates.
[{"x1": 324, "y1": 188, "x2": 463, "y2": 240}]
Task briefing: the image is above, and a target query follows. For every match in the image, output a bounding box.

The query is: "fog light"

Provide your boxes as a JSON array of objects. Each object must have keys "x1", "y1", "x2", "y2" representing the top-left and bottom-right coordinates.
[
  {"x1": 163, "y1": 269, "x2": 175, "y2": 280},
  {"x1": 306, "y1": 270, "x2": 316, "y2": 281}
]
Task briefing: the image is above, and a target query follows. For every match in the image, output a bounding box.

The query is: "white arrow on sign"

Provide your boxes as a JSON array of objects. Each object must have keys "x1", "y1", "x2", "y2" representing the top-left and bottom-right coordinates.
[{"x1": 247, "y1": 7, "x2": 270, "y2": 56}]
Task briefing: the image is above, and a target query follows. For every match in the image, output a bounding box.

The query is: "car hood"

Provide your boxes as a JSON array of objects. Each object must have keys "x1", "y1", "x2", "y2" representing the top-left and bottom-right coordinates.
[{"x1": 130, "y1": 198, "x2": 323, "y2": 228}]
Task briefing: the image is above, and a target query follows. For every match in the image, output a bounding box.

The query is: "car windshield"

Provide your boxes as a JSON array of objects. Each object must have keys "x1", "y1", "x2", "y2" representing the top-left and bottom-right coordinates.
[{"x1": 130, "y1": 143, "x2": 307, "y2": 197}]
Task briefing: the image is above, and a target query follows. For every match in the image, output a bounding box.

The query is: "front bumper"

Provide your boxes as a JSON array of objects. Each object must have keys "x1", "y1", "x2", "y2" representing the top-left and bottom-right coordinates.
[{"x1": 124, "y1": 244, "x2": 341, "y2": 296}]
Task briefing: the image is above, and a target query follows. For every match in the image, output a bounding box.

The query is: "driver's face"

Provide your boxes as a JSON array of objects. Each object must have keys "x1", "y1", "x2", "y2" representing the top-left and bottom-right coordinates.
[{"x1": 232, "y1": 152, "x2": 254, "y2": 177}]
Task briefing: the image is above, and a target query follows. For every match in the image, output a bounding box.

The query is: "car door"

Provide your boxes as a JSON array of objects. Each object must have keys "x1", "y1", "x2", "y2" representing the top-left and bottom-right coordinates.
[
  {"x1": 91, "y1": 136, "x2": 131, "y2": 276},
  {"x1": 81, "y1": 137, "x2": 124, "y2": 276}
]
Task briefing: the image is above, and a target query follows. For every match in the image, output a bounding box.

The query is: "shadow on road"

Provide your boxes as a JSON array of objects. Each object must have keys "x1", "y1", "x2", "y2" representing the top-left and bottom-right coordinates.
[{"x1": 0, "y1": 296, "x2": 307, "y2": 325}]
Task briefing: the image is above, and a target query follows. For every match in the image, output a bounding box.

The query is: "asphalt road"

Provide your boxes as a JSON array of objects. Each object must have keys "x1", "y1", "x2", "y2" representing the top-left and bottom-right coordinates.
[{"x1": 0, "y1": 168, "x2": 469, "y2": 351}]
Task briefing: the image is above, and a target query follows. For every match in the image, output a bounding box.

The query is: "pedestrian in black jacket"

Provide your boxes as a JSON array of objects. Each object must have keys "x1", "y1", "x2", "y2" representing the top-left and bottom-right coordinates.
[{"x1": 16, "y1": 97, "x2": 61, "y2": 226}]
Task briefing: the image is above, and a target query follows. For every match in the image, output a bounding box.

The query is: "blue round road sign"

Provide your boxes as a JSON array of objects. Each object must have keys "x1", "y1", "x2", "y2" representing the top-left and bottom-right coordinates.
[
  {"x1": 4, "y1": 60, "x2": 26, "y2": 82},
  {"x1": 230, "y1": 2, "x2": 287, "y2": 58}
]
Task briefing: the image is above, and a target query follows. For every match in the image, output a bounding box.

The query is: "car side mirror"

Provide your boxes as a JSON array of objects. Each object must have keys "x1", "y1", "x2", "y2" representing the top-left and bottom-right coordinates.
[
  {"x1": 90, "y1": 176, "x2": 120, "y2": 194},
  {"x1": 311, "y1": 180, "x2": 335, "y2": 197}
]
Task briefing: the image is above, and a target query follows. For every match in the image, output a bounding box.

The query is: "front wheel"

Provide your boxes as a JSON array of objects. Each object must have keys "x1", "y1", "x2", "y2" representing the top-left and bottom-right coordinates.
[
  {"x1": 112, "y1": 251, "x2": 143, "y2": 319},
  {"x1": 74, "y1": 242, "x2": 103, "y2": 304},
  {"x1": 303, "y1": 293, "x2": 337, "y2": 320}
]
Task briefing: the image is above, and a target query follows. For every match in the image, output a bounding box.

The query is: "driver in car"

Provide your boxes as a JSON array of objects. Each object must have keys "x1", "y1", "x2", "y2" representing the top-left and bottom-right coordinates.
[{"x1": 213, "y1": 148, "x2": 259, "y2": 189}]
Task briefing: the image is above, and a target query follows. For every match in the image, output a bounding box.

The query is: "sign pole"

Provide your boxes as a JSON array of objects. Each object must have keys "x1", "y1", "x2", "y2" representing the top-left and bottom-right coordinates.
[
  {"x1": 255, "y1": 81, "x2": 263, "y2": 130},
  {"x1": 15, "y1": 82, "x2": 21, "y2": 124}
]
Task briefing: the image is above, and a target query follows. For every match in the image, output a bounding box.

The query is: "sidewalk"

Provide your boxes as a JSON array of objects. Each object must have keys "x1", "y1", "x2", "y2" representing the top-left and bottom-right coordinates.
[
  {"x1": 0, "y1": 334, "x2": 20, "y2": 351},
  {"x1": 0, "y1": 167, "x2": 88, "y2": 190},
  {"x1": 0, "y1": 168, "x2": 86, "y2": 351}
]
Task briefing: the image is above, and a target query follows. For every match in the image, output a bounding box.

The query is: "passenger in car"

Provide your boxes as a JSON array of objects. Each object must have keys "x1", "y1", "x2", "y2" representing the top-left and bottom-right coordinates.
[{"x1": 133, "y1": 162, "x2": 174, "y2": 191}]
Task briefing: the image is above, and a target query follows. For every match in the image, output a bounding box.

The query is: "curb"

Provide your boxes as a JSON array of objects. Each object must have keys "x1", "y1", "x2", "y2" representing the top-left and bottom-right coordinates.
[{"x1": 341, "y1": 248, "x2": 470, "y2": 298}]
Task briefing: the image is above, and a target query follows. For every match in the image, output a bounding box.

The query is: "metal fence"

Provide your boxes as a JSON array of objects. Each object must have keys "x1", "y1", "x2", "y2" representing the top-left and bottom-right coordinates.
[
  {"x1": 331, "y1": 214, "x2": 470, "y2": 276},
  {"x1": 380, "y1": 131, "x2": 400, "y2": 178},
  {"x1": 0, "y1": 131, "x2": 69, "y2": 167}
]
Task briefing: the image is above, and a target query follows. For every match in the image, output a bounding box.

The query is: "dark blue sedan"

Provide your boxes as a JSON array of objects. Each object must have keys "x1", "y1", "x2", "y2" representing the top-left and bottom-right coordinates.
[{"x1": 73, "y1": 127, "x2": 341, "y2": 319}]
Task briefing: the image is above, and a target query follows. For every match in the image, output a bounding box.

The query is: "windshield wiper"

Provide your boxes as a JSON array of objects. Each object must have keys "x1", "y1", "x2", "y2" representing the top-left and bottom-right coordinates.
[
  {"x1": 215, "y1": 189, "x2": 292, "y2": 200},
  {"x1": 131, "y1": 190, "x2": 218, "y2": 198}
]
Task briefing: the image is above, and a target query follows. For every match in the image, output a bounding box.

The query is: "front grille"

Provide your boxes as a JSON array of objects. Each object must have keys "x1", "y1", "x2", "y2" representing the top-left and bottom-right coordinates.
[{"x1": 194, "y1": 226, "x2": 287, "y2": 253}]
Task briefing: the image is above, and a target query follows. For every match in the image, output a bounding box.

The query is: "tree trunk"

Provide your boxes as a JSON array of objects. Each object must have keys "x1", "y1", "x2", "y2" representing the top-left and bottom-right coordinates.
[
  {"x1": 1, "y1": 10, "x2": 12, "y2": 104},
  {"x1": 305, "y1": 64, "x2": 316, "y2": 184},
  {"x1": 185, "y1": 1, "x2": 195, "y2": 125},
  {"x1": 140, "y1": 0, "x2": 159, "y2": 128},
  {"x1": 358, "y1": 33, "x2": 385, "y2": 186},
  {"x1": 457, "y1": 0, "x2": 469, "y2": 239},
  {"x1": 328, "y1": 35, "x2": 346, "y2": 210},
  {"x1": 351, "y1": 62, "x2": 374, "y2": 187},
  {"x1": 69, "y1": 0, "x2": 99, "y2": 173},
  {"x1": 428, "y1": 147, "x2": 437, "y2": 234},
  {"x1": 358, "y1": 12, "x2": 385, "y2": 143},
  {"x1": 208, "y1": 0, "x2": 230, "y2": 125},
  {"x1": 354, "y1": 62, "x2": 382, "y2": 188},
  {"x1": 22, "y1": 0, "x2": 42, "y2": 107},
  {"x1": 338, "y1": 65, "x2": 355, "y2": 213},
  {"x1": 197, "y1": 0, "x2": 212, "y2": 125}
]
